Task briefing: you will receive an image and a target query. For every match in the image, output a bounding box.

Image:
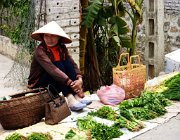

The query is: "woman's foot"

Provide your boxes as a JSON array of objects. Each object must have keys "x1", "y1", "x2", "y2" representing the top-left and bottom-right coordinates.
[
  {"x1": 75, "y1": 94, "x2": 92, "y2": 105},
  {"x1": 67, "y1": 94, "x2": 86, "y2": 111}
]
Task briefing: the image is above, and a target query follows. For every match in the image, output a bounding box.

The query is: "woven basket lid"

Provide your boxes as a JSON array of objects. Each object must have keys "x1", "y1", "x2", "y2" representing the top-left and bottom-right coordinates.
[{"x1": 31, "y1": 21, "x2": 72, "y2": 44}]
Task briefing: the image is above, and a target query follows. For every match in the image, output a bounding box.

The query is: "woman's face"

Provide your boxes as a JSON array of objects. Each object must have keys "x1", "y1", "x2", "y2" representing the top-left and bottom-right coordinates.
[{"x1": 43, "y1": 34, "x2": 60, "y2": 47}]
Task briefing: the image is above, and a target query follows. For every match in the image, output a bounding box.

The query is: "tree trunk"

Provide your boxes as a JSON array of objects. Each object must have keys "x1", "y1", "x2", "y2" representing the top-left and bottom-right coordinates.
[
  {"x1": 131, "y1": 21, "x2": 138, "y2": 56},
  {"x1": 83, "y1": 28, "x2": 102, "y2": 92},
  {"x1": 79, "y1": 0, "x2": 88, "y2": 74}
]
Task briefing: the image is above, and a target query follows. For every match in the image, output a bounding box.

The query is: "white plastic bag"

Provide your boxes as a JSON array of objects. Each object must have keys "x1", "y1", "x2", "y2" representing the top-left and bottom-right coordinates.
[{"x1": 97, "y1": 84, "x2": 125, "y2": 105}]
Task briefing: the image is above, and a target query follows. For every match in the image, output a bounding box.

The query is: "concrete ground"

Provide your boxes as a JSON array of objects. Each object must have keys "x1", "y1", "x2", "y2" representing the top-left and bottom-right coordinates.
[
  {"x1": 0, "y1": 53, "x2": 180, "y2": 140},
  {"x1": 0, "y1": 54, "x2": 26, "y2": 98},
  {"x1": 132, "y1": 113, "x2": 180, "y2": 140}
]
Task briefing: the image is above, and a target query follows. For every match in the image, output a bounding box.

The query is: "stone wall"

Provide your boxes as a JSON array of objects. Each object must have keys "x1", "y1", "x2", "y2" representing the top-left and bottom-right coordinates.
[
  {"x1": 164, "y1": 0, "x2": 180, "y2": 53},
  {"x1": 0, "y1": 36, "x2": 17, "y2": 59},
  {"x1": 164, "y1": 0, "x2": 180, "y2": 15},
  {"x1": 135, "y1": 0, "x2": 180, "y2": 77}
]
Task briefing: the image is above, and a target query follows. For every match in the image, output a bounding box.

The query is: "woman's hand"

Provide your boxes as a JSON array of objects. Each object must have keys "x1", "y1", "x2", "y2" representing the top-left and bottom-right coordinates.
[
  {"x1": 70, "y1": 78, "x2": 83, "y2": 93},
  {"x1": 70, "y1": 78, "x2": 85, "y2": 98}
]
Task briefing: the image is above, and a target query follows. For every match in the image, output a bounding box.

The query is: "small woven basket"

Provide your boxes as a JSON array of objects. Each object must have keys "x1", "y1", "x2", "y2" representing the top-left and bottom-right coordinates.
[
  {"x1": 0, "y1": 88, "x2": 50, "y2": 130},
  {"x1": 113, "y1": 53, "x2": 146, "y2": 99}
]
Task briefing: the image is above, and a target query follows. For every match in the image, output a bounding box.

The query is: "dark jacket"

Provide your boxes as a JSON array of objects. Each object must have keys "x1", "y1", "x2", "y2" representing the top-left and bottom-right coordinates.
[{"x1": 28, "y1": 43, "x2": 81, "y2": 88}]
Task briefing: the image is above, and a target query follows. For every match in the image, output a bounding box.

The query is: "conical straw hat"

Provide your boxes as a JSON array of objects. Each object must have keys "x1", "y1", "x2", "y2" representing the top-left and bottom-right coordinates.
[{"x1": 31, "y1": 21, "x2": 72, "y2": 44}]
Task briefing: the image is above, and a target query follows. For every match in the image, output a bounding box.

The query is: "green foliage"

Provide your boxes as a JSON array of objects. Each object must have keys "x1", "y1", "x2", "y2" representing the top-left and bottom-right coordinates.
[
  {"x1": 82, "y1": 0, "x2": 133, "y2": 86},
  {"x1": 77, "y1": 116, "x2": 123, "y2": 140},
  {"x1": 125, "y1": 0, "x2": 144, "y2": 55},
  {"x1": 114, "y1": 115, "x2": 144, "y2": 131},
  {"x1": 65, "y1": 129, "x2": 76, "y2": 139},
  {"x1": 83, "y1": 0, "x2": 131, "y2": 49},
  {"x1": 5, "y1": 133, "x2": 27, "y2": 140},
  {"x1": 77, "y1": 116, "x2": 97, "y2": 130},
  {"x1": 82, "y1": 0, "x2": 145, "y2": 89},
  {"x1": 0, "y1": 0, "x2": 15, "y2": 8},
  {"x1": 82, "y1": 0, "x2": 103, "y2": 27},
  {"x1": 0, "y1": 0, "x2": 35, "y2": 53},
  {"x1": 5, "y1": 132, "x2": 53, "y2": 140},
  {"x1": 109, "y1": 16, "x2": 129, "y2": 34},
  {"x1": 130, "y1": 107, "x2": 158, "y2": 120},
  {"x1": 88, "y1": 106, "x2": 118, "y2": 121},
  {"x1": 117, "y1": 0, "x2": 126, "y2": 16},
  {"x1": 27, "y1": 132, "x2": 52, "y2": 140},
  {"x1": 90, "y1": 122, "x2": 123, "y2": 140},
  {"x1": 87, "y1": 106, "x2": 144, "y2": 132},
  {"x1": 119, "y1": 91, "x2": 171, "y2": 121},
  {"x1": 162, "y1": 73, "x2": 180, "y2": 100},
  {"x1": 65, "y1": 129, "x2": 87, "y2": 140}
]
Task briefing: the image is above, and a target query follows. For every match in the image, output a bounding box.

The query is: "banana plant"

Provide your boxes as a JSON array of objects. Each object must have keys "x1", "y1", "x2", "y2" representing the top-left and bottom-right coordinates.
[
  {"x1": 82, "y1": 0, "x2": 131, "y2": 50},
  {"x1": 80, "y1": 0, "x2": 132, "y2": 90},
  {"x1": 125, "y1": 0, "x2": 144, "y2": 55},
  {"x1": 0, "y1": 0, "x2": 18, "y2": 8},
  {"x1": 80, "y1": 0, "x2": 144, "y2": 90},
  {"x1": 81, "y1": 0, "x2": 144, "y2": 54}
]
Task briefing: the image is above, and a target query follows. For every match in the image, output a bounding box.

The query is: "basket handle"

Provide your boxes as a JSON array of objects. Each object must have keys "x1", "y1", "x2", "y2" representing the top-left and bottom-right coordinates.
[
  {"x1": 11, "y1": 87, "x2": 46, "y2": 98},
  {"x1": 117, "y1": 53, "x2": 129, "y2": 68},
  {"x1": 130, "y1": 55, "x2": 140, "y2": 64}
]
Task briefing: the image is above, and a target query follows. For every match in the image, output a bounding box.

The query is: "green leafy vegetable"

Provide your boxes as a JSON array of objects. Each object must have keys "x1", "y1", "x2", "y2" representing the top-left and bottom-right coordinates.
[
  {"x1": 114, "y1": 115, "x2": 144, "y2": 131},
  {"x1": 65, "y1": 129, "x2": 76, "y2": 139},
  {"x1": 27, "y1": 132, "x2": 52, "y2": 140},
  {"x1": 5, "y1": 133, "x2": 27, "y2": 140},
  {"x1": 161, "y1": 73, "x2": 180, "y2": 100},
  {"x1": 119, "y1": 91, "x2": 171, "y2": 121},
  {"x1": 88, "y1": 106, "x2": 118, "y2": 121},
  {"x1": 77, "y1": 116, "x2": 123, "y2": 140},
  {"x1": 129, "y1": 107, "x2": 158, "y2": 120},
  {"x1": 65, "y1": 129, "x2": 87, "y2": 140},
  {"x1": 91, "y1": 122, "x2": 123, "y2": 140}
]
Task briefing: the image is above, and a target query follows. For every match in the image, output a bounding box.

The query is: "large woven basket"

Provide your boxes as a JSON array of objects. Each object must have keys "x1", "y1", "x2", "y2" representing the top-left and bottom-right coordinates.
[
  {"x1": 113, "y1": 53, "x2": 146, "y2": 99},
  {"x1": 0, "y1": 88, "x2": 50, "y2": 130}
]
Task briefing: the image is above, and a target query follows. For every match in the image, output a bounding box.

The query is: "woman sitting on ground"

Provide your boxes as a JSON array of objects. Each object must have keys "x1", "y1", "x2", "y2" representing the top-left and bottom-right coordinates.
[{"x1": 27, "y1": 21, "x2": 91, "y2": 111}]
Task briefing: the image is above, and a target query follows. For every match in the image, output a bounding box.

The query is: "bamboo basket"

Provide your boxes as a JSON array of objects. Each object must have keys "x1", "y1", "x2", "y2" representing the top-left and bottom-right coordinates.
[
  {"x1": 113, "y1": 53, "x2": 146, "y2": 99},
  {"x1": 0, "y1": 88, "x2": 50, "y2": 130}
]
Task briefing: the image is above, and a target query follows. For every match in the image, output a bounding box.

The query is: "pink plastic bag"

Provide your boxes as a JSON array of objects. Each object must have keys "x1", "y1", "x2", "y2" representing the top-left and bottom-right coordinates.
[{"x1": 97, "y1": 84, "x2": 125, "y2": 105}]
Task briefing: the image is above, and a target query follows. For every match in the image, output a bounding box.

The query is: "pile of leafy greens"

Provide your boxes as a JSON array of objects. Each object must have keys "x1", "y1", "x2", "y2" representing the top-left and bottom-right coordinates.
[
  {"x1": 160, "y1": 73, "x2": 180, "y2": 100},
  {"x1": 5, "y1": 132, "x2": 52, "y2": 140},
  {"x1": 87, "y1": 91, "x2": 171, "y2": 135},
  {"x1": 88, "y1": 106, "x2": 144, "y2": 132},
  {"x1": 119, "y1": 91, "x2": 171, "y2": 121},
  {"x1": 76, "y1": 116, "x2": 123, "y2": 140}
]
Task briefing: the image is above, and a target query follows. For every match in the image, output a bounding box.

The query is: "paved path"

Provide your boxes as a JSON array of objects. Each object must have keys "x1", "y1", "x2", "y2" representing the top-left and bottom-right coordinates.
[
  {"x1": 132, "y1": 113, "x2": 180, "y2": 140},
  {"x1": 0, "y1": 54, "x2": 26, "y2": 97}
]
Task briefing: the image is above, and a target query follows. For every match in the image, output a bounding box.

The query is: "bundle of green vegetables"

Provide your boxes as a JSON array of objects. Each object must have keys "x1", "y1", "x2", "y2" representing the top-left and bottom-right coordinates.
[
  {"x1": 119, "y1": 92, "x2": 171, "y2": 121},
  {"x1": 120, "y1": 92, "x2": 171, "y2": 109},
  {"x1": 88, "y1": 106, "x2": 144, "y2": 131},
  {"x1": 65, "y1": 129, "x2": 87, "y2": 140},
  {"x1": 5, "y1": 133, "x2": 26, "y2": 140},
  {"x1": 88, "y1": 106, "x2": 118, "y2": 121},
  {"x1": 5, "y1": 132, "x2": 53, "y2": 140},
  {"x1": 114, "y1": 115, "x2": 145, "y2": 132},
  {"x1": 76, "y1": 116, "x2": 123, "y2": 140},
  {"x1": 160, "y1": 73, "x2": 180, "y2": 100}
]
